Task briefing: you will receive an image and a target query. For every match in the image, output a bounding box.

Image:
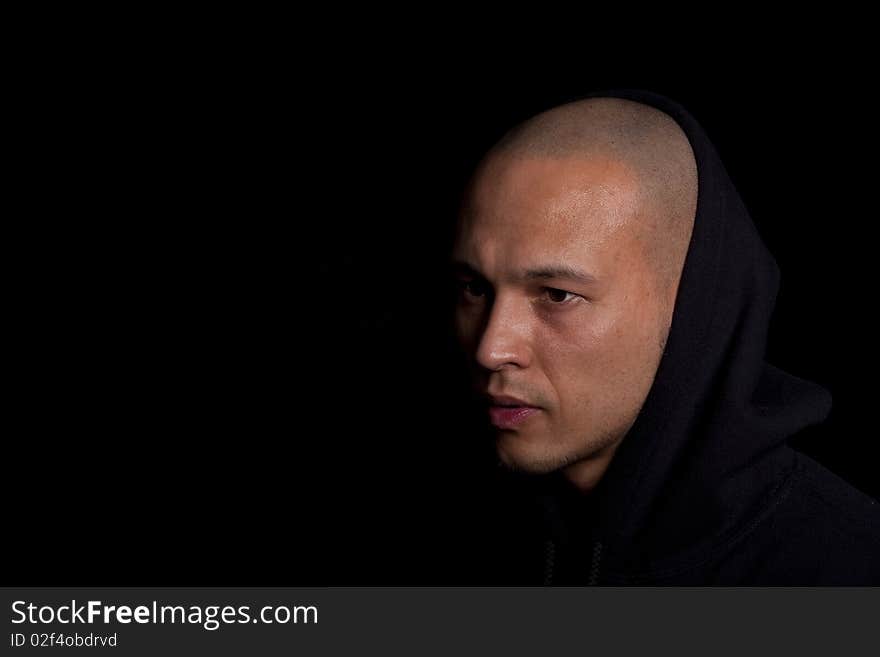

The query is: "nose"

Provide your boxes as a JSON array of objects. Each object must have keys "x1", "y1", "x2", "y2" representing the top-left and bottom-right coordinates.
[{"x1": 475, "y1": 293, "x2": 533, "y2": 371}]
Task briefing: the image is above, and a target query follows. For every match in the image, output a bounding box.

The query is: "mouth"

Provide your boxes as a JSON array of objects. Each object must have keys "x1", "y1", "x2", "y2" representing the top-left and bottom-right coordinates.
[
  {"x1": 485, "y1": 394, "x2": 541, "y2": 429},
  {"x1": 488, "y1": 405, "x2": 540, "y2": 429}
]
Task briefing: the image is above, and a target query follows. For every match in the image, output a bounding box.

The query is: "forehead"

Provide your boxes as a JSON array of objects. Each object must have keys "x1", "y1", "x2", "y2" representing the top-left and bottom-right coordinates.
[{"x1": 456, "y1": 154, "x2": 641, "y2": 264}]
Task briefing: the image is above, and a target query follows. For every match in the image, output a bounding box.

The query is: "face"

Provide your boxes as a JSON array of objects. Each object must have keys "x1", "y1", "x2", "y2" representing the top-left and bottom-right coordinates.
[{"x1": 453, "y1": 153, "x2": 673, "y2": 481}]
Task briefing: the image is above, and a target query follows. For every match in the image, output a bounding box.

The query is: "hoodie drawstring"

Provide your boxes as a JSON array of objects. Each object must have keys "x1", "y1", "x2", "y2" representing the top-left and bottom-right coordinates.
[
  {"x1": 542, "y1": 539, "x2": 556, "y2": 585},
  {"x1": 543, "y1": 539, "x2": 603, "y2": 585},
  {"x1": 588, "y1": 541, "x2": 603, "y2": 586}
]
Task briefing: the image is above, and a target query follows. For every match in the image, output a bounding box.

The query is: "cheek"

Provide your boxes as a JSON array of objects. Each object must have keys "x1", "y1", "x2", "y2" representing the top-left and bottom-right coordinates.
[
  {"x1": 538, "y1": 301, "x2": 660, "y2": 405},
  {"x1": 535, "y1": 315, "x2": 617, "y2": 404}
]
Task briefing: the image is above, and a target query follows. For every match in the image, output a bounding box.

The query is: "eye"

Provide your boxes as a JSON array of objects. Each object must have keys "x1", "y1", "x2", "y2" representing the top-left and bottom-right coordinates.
[
  {"x1": 457, "y1": 278, "x2": 490, "y2": 299},
  {"x1": 542, "y1": 287, "x2": 579, "y2": 304}
]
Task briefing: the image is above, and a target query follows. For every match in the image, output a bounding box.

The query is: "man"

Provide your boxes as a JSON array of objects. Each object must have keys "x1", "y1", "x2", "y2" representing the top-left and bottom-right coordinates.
[{"x1": 451, "y1": 90, "x2": 880, "y2": 585}]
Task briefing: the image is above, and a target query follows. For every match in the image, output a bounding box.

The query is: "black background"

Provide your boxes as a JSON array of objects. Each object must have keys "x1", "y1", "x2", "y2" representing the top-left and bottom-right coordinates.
[{"x1": 8, "y1": 28, "x2": 877, "y2": 585}]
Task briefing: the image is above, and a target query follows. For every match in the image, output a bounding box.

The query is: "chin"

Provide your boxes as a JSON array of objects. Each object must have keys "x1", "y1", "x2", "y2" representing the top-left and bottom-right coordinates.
[{"x1": 495, "y1": 434, "x2": 574, "y2": 475}]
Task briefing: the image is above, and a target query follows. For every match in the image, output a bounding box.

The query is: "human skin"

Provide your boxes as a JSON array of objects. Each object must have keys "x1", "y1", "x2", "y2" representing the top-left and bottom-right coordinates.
[{"x1": 453, "y1": 152, "x2": 677, "y2": 492}]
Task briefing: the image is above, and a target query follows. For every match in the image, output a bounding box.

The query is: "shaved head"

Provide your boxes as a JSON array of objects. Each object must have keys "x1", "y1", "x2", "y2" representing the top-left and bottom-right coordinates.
[
  {"x1": 475, "y1": 97, "x2": 698, "y2": 311},
  {"x1": 453, "y1": 97, "x2": 699, "y2": 489}
]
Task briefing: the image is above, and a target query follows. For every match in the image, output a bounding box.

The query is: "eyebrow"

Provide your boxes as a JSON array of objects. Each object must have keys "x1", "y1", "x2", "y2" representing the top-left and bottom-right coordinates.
[
  {"x1": 522, "y1": 265, "x2": 599, "y2": 286},
  {"x1": 452, "y1": 261, "x2": 599, "y2": 286}
]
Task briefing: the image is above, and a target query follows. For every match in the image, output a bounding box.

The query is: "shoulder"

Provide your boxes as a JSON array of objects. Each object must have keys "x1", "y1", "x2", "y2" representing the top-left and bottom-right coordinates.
[
  {"x1": 790, "y1": 451, "x2": 880, "y2": 534},
  {"x1": 765, "y1": 450, "x2": 880, "y2": 584}
]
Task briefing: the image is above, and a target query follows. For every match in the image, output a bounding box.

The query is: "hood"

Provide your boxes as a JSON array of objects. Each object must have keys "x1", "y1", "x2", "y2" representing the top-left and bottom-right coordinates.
[{"x1": 508, "y1": 89, "x2": 833, "y2": 577}]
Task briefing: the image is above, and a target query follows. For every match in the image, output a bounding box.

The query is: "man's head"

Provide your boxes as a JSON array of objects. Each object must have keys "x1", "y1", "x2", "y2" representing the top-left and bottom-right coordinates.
[{"x1": 452, "y1": 97, "x2": 698, "y2": 490}]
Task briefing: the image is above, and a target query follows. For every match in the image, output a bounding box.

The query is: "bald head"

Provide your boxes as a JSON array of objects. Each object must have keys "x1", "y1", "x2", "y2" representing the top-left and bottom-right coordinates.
[
  {"x1": 476, "y1": 97, "x2": 698, "y2": 304},
  {"x1": 452, "y1": 98, "x2": 700, "y2": 488}
]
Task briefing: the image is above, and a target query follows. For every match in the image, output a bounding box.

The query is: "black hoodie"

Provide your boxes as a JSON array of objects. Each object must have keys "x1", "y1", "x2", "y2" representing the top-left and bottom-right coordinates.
[{"x1": 485, "y1": 90, "x2": 880, "y2": 586}]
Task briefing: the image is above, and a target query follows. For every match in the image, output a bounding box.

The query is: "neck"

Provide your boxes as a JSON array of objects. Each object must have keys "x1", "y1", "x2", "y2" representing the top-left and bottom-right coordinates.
[{"x1": 562, "y1": 438, "x2": 623, "y2": 493}]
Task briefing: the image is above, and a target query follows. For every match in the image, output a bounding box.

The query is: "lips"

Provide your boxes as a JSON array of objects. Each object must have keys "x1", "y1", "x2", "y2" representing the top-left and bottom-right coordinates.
[
  {"x1": 488, "y1": 405, "x2": 540, "y2": 429},
  {"x1": 486, "y1": 394, "x2": 541, "y2": 429}
]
